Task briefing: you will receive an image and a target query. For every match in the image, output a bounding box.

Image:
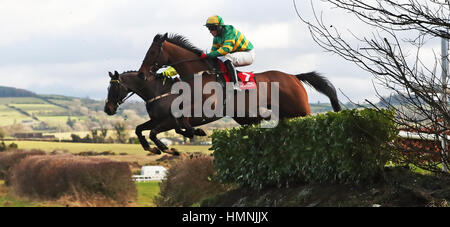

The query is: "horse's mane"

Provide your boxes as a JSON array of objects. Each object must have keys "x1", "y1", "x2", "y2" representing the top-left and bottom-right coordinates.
[
  {"x1": 122, "y1": 70, "x2": 138, "y2": 74},
  {"x1": 155, "y1": 33, "x2": 204, "y2": 56}
]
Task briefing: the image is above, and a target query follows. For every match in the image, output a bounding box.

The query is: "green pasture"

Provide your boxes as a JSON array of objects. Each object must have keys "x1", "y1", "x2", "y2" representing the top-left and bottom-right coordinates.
[
  {"x1": 0, "y1": 101, "x2": 84, "y2": 126},
  {"x1": 7, "y1": 140, "x2": 211, "y2": 155},
  {"x1": 136, "y1": 181, "x2": 161, "y2": 207},
  {"x1": 8, "y1": 103, "x2": 67, "y2": 116},
  {"x1": 0, "y1": 105, "x2": 33, "y2": 126},
  {"x1": 0, "y1": 97, "x2": 46, "y2": 105},
  {"x1": 38, "y1": 116, "x2": 85, "y2": 126}
]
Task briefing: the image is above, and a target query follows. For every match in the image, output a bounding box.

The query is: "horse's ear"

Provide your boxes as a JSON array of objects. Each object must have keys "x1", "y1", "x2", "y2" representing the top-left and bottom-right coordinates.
[
  {"x1": 114, "y1": 71, "x2": 119, "y2": 76},
  {"x1": 108, "y1": 71, "x2": 113, "y2": 78},
  {"x1": 162, "y1": 33, "x2": 168, "y2": 41}
]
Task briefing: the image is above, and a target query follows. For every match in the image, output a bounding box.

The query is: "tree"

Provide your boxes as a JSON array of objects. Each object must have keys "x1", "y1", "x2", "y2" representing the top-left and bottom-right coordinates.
[
  {"x1": 113, "y1": 121, "x2": 128, "y2": 144},
  {"x1": 0, "y1": 128, "x2": 5, "y2": 152},
  {"x1": 0, "y1": 128, "x2": 5, "y2": 141},
  {"x1": 294, "y1": 0, "x2": 450, "y2": 172},
  {"x1": 66, "y1": 116, "x2": 75, "y2": 129}
]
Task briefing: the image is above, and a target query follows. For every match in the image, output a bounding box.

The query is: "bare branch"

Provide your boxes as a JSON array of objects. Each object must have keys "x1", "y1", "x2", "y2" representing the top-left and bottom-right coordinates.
[{"x1": 294, "y1": 0, "x2": 450, "y2": 173}]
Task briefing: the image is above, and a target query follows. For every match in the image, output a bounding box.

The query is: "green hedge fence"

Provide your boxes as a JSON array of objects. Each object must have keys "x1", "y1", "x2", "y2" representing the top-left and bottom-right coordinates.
[{"x1": 211, "y1": 109, "x2": 398, "y2": 189}]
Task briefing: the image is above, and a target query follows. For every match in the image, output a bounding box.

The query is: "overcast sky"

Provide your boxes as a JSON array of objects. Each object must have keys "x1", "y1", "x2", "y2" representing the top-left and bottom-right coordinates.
[{"x1": 0, "y1": 0, "x2": 443, "y2": 104}]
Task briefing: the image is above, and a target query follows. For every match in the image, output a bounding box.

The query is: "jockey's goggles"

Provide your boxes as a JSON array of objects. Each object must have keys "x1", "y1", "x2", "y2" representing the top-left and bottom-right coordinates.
[{"x1": 206, "y1": 25, "x2": 219, "y2": 31}]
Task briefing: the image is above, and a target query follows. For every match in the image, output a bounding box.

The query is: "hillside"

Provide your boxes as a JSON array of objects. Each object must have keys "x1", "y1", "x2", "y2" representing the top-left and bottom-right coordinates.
[
  {"x1": 0, "y1": 86, "x2": 108, "y2": 129},
  {"x1": 0, "y1": 86, "x2": 37, "y2": 98}
]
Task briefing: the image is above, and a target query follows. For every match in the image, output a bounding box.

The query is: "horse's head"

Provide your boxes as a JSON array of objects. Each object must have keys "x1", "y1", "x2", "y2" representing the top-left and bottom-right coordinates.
[
  {"x1": 104, "y1": 71, "x2": 131, "y2": 115},
  {"x1": 138, "y1": 33, "x2": 170, "y2": 79}
]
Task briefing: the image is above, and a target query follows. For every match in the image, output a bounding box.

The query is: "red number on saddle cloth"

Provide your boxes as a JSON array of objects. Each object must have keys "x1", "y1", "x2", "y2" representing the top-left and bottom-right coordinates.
[
  {"x1": 237, "y1": 72, "x2": 256, "y2": 90},
  {"x1": 218, "y1": 61, "x2": 257, "y2": 90}
]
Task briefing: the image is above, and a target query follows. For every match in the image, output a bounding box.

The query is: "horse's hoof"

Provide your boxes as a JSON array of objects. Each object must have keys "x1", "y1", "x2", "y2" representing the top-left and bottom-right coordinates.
[
  {"x1": 146, "y1": 147, "x2": 161, "y2": 155},
  {"x1": 194, "y1": 129, "x2": 207, "y2": 136},
  {"x1": 162, "y1": 148, "x2": 180, "y2": 156},
  {"x1": 171, "y1": 148, "x2": 180, "y2": 156}
]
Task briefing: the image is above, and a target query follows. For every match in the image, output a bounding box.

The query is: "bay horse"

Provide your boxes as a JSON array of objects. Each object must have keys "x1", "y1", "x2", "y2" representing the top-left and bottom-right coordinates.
[
  {"x1": 137, "y1": 33, "x2": 341, "y2": 128},
  {"x1": 104, "y1": 70, "x2": 210, "y2": 155}
]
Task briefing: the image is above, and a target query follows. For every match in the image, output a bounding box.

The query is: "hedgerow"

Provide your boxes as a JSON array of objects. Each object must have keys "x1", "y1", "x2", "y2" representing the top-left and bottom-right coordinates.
[
  {"x1": 154, "y1": 155, "x2": 230, "y2": 207},
  {"x1": 10, "y1": 155, "x2": 136, "y2": 203},
  {"x1": 212, "y1": 109, "x2": 398, "y2": 189},
  {"x1": 0, "y1": 149, "x2": 46, "y2": 185}
]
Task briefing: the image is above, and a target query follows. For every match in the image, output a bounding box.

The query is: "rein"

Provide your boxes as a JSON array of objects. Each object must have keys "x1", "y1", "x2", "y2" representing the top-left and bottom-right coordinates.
[
  {"x1": 121, "y1": 92, "x2": 135, "y2": 104},
  {"x1": 165, "y1": 57, "x2": 204, "y2": 68},
  {"x1": 146, "y1": 92, "x2": 172, "y2": 104},
  {"x1": 150, "y1": 41, "x2": 205, "y2": 73}
]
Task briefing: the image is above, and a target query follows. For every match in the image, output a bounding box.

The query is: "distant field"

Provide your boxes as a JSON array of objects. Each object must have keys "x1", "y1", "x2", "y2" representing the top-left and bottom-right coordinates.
[
  {"x1": 38, "y1": 116, "x2": 85, "y2": 125},
  {"x1": 9, "y1": 103, "x2": 67, "y2": 114},
  {"x1": 0, "y1": 97, "x2": 85, "y2": 126},
  {"x1": 0, "y1": 97, "x2": 46, "y2": 105},
  {"x1": 7, "y1": 140, "x2": 212, "y2": 155},
  {"x1": 0, "y1": 105, "x2": 33, "y2": 125}
]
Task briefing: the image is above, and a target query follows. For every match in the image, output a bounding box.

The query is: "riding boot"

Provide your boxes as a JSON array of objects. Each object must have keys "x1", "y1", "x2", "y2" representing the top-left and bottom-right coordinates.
[{"x1": 224, "y1": 60, "x2": 241, "y2": 91}]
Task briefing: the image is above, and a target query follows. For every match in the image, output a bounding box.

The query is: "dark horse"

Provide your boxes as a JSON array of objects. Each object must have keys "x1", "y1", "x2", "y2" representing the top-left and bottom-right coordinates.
[
  {"x1": 104, "y1": 70, "x2": 210, "y2": 155},
  {"x1": 136, "y1": 33, "x2": 340, "y2": 127}
]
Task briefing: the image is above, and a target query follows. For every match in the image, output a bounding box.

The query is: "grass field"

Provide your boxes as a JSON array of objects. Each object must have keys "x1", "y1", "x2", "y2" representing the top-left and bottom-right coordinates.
[
  {"x1": 0, "y1": 97, "x2": 86, "y2": 127},
  {"x1": 0, "y1": 105, "x2": 33, "y2": 125},
  {"x1": 38, "y1": 116, "x2": 86, "y2": 125},
  {"x1": 7, "y1": 140, "x2": 211, "y2": 155},
  {"x1": 136, "y1": 181, "x2": 161, "y2": 207},
  {"x1": 0, "y1": 140, "x2": 210, "y2": 207},
  {"x1": 0, "y1": 97, "x2": 46, "y2": 105}
]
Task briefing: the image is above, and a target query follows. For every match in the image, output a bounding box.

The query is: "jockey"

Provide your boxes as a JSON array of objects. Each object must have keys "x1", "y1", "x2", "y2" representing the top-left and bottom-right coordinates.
[{"x1": 200, "y1": 15, "x2": 255, "y2": 90}]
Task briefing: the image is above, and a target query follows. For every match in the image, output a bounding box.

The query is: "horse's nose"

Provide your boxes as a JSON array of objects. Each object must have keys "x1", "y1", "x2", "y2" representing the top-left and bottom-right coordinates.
[{"x1": 104, "y1": 103, "x2": 115, "y2": 115}]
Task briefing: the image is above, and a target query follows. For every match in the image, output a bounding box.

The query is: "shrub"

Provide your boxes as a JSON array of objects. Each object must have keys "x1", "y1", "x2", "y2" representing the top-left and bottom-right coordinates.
[
  {"x1": 0, "y1": 142, "x2": 18, "y2": 152},
  {"x1": 211, "y1": 109, "x2": 398, "y2": 189},
  {"x1": 10, "y1": 155, "x2": 137, "y2": 204},
  {"x1": 0, "y1": 149, "x2": 46, "y2": 185},
  {"x1": 154, "y1": 155, "x2": 230, "y2": 207}
]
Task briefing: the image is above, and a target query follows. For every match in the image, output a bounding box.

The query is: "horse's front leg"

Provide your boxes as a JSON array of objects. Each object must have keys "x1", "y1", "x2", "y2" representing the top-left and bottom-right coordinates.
[
  {"x1": 149, "y1": 118, "x2": 180, "y2": 156},
  {"x1": 135, "y1": 119, "x2": 161, "y2": 154}
]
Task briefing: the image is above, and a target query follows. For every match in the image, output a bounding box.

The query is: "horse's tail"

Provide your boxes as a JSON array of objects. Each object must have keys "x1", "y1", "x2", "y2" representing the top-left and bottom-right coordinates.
[{"x1": 295, "y1": 72, "x2": 341, "y2": 112}]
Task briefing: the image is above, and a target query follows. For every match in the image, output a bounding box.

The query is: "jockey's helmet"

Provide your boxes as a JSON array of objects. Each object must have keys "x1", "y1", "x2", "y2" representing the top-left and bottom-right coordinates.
[
  {"x1": 205, "y1": 15, "x2": 224, "y2": 35},
  {"x1": 204, "y1": 15, "x2": 224, "y2": 27}
]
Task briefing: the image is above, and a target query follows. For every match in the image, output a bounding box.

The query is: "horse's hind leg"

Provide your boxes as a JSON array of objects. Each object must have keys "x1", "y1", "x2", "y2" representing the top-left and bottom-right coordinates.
[
  {"x1": 175, "y1": 127, "x2": 193, "y2": 138},
  {"x1": 193, "y1": 128, "x2": 207, "y2": 136},
  {"x1": 174, "y1": 117, "x2": 207, "y2": 138}
]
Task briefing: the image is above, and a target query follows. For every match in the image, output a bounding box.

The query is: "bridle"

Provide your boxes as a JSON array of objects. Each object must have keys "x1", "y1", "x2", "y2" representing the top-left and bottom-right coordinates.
[
  {"x1": 108, "y1": 76, "x2": 172, "y2": 106},
  {"x1": 107, "y1": 79, "x2": 135, "y2": 106},
  {"x1": 146, "y1": 42, "x2": 165, "y2": 75}
]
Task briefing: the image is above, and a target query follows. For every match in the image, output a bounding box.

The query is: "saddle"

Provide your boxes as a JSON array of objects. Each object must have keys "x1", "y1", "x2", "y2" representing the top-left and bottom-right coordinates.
[{"x1": 210, "y1": 59, "x2": 257, "y2": 90}]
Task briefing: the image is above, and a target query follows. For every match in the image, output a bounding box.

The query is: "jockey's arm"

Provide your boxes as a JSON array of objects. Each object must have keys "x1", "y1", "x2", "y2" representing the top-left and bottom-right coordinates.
[
  {"x1": 207, "y1": 29, "x2": 236, "y2": 58},
  {"x1": 207, "y1": 40, "x2": 234, "y2": 58}
]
